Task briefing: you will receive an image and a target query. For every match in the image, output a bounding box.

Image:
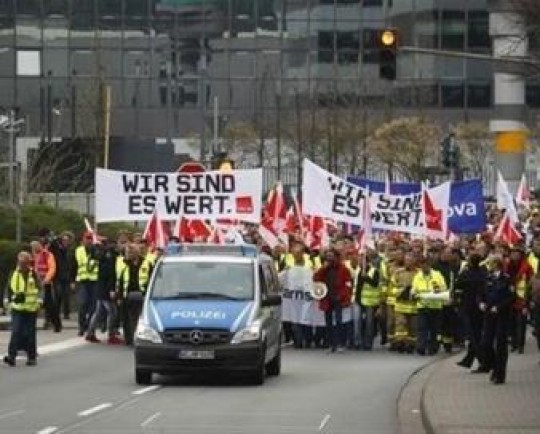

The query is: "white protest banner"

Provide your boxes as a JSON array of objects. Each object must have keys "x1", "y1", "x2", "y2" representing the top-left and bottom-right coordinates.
[
  {"x1": 302, "y1": 159, "x2": 449, "y2": 236},
  {"x1": 95, "y1": 168, "x2": 262, "y2": 223}
]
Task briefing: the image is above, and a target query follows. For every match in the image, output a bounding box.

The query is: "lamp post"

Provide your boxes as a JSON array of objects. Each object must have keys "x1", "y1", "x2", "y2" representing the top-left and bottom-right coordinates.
[{"x1": 1, "y1": 109, "x2": 25, "y2": 242}]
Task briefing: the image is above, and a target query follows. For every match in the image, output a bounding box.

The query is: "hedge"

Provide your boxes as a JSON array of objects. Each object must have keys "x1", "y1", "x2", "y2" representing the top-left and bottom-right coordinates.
[{"x1": 0, "y1": 204, "x2": 137, "y2": 298}]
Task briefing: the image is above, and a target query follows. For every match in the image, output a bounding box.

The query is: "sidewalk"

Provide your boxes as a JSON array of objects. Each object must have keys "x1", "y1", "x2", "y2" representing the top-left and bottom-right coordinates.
[
  {"x1": 420, "y1": 341, "x2": 540, "y2": 434},
  {"x1": 0, "y1": 315, "x2": 81, "y2": 350}
]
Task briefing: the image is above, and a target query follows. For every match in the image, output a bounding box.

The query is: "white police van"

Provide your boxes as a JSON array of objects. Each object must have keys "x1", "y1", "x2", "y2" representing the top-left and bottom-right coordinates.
[{"x1": 134, "y1": 244, "x2": 282, "y2": 385}]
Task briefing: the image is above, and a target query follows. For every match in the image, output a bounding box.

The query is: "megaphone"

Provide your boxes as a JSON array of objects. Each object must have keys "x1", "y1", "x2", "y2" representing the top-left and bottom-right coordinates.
[{"x1": 310, "y1": 282, "x2": 328, "y2": 301}]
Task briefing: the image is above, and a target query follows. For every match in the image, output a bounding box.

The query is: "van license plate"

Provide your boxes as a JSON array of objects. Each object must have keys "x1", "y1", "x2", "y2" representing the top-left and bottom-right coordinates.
[{"x1": 179, "y1": 350, "x2": 215, "y2": 360}]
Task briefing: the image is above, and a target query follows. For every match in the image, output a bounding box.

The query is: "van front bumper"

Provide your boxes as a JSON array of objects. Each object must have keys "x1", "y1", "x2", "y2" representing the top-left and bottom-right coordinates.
[{"x1": 134, "y1": 341, "x2": 263, "y2": 374}]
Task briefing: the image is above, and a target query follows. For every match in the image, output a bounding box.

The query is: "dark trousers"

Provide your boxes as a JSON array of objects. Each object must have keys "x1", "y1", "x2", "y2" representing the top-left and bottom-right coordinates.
[
  {"x1": 8, "y1": 311, "x2": 37, "y2": 360},
  {"x1": 440, "y1": 305, "x2": 459, "y2": 347},
  {"x1": 87, "y1": 300, "x2": 117, "y2": 337},
  {"x1": 123, "y1": 299, "x2": 143, "y2": 345},
  {"x1": 55, "y1": 280, "x2": 71, "y2": 319},
  {"x1": 324, "y1": 306, "x2": 345, "y2": 350},
  {"x1": 282, "y1": 322, "x2": 294, "y2": 343},
  {"x1": 510, "y1": 309, "x2": 527, "y2": 351},
  {"x1": 460, "y1": 308, "x2": 483, "y2": 366},
  {"x1": 77, "y1": 281, "x2": 97, "y2": 334},
  {"x1": 417, "y1": 309, "x2": 442, "y2": 353},
  {"x1": 43, "y1": 283, "x2": 62, "y2": 331},
  {"x1": 480, "y1": 311, "x2": 510, "y2": 382},
  {"x1": 360, "y1": 305, "x2": 379, "y2": 349},
  {"x1": 533, "y1": 305, "x2": 540, "y2": 351}
]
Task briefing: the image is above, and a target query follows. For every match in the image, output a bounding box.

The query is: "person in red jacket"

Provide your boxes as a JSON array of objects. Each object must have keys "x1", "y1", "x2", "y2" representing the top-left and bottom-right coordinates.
[{"x1": 313, "y1": 248, "x2": 352, "y2": 353}]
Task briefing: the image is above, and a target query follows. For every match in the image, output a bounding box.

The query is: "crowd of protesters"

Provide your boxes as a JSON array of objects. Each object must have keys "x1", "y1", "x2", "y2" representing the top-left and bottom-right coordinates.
[{"x1": 2, "y1": 205, "x2": 540, "y2": 385}]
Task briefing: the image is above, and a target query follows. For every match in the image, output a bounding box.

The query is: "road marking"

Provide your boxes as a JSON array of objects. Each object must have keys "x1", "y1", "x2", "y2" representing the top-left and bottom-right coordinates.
[
  {"x1": 411, "y1": 409, "x2": 420, "y2": 414},
  {"x1": 132, "y1": 385, "x2": 160, "y2": 395},
  {"x1": 36, "y1": 427, "x2": 58, "y2": 434},
  {"x1": 141, "y1": 412, "x2": 161, "y2": 428},
  {"x1": 37, "y1": 338, "x2": 87, "y2": 356},
  {"x1": 77, "y1": 403, "x2": 113, "y2": 417},
  {"x1": 0, "y1": 410, "x2": 24, "y2": 420},
  {"x1": 318, "y1": 414, "x2": 331, "y2": 431}
]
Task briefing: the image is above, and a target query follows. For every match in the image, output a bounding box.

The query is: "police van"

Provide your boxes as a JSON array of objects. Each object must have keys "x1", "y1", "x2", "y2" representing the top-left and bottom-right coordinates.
[{"x1": 134, "y1": 244, "x2": 282, "y2": 385}]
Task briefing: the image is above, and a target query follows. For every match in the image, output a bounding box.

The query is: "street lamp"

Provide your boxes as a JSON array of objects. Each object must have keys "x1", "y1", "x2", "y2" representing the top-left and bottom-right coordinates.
[{"x1": 0, "y1": 109, "x2": 25, "y2": 242}]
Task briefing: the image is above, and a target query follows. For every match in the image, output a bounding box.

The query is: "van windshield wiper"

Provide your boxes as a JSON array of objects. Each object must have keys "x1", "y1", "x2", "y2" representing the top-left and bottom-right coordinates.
[{"x1": 153, "y1": 291, "x2": 246, "y2": 301}]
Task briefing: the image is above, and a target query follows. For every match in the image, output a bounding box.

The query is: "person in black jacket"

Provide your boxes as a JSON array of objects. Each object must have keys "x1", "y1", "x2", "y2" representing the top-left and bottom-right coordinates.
[
  {"x1": 455, "y1": 253, "x2": 487, "y2": 369},
  {"x1": 476, "y1": 256, "x2": 514, "y2": 384},
  {"x1": 49, "y1": 231, "x2": 74, "y2": 321},
  {"x1": 85, "y1": 240, "x2": 123, "y2": 345}
]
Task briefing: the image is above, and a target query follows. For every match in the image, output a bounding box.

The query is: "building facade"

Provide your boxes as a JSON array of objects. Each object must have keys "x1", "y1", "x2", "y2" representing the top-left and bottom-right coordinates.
[{"x1": 0, "y1": 0, "x2": 538, "y2": 186}]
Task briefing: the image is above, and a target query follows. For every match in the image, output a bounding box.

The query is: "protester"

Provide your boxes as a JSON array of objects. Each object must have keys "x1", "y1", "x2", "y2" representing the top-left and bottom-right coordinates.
[
  {"x1": 50, "y1": 231, "x2": 74, "y2": 321},
  {"x1": 455, "y1": 253, "x2": 487, "y2": 369},
  {"x1": 3, "y1": 252, "x2": 42, "y2": 367},
  {"x1": 71, "y1": 231, "x2": 99, "y2": 336},
  {"x1": 31, "y1": 237, "x2": 61, "y2": 333},
  {"x1": 85, "y1": 239, "x2": 123, "y2": 345},
  {"x1": 117, "y1": 244, "x2": 153, "y2": 346},
  {"x1": 412, "y1": 257, "x2": 447, "y2": 356},
  {"x1": 313, "y1": 248, "x2": 352, "y2": 353},
  {"x1": 393, "y1": 252, "x2": 418, "y2": 353}
]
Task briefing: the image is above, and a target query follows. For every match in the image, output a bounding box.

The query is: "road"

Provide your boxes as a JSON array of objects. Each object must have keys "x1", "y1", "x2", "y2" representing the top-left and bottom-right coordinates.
[{"x1": 0, "y1": 344, "x2": 429, "y2": 434}]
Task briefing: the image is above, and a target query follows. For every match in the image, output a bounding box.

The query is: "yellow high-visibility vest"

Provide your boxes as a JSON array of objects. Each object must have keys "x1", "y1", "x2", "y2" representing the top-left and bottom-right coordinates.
[
  {"x1": 75, "y1": 246, "x2": 98, "y2": 282},
  {"x1": 10, "y1": 269, "x2": 41, "y2": 312},
  {"x1": 411, "y1": 269, "x2": 447, "y2": 310}
]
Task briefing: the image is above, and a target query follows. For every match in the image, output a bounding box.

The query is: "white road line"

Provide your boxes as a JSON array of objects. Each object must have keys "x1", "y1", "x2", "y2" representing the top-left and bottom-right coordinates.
[
  {"x1": 0, "y1": 410, "x2": 24, "y2": 420},
  {"x1": 36, "y1": 427, "x2": 58, "y2": 434},
  {"x1": 38, "y1": 338, "x2": 87, "y2": 356},
  {"x1": 77, "y1": 403, "x2": 113, "y2": 417},
  {"x1": 318, "y1": 414, "x2": 331, "y2": 431},
  {"x1": 132, "y1": 385, "x2": 160, "y2": 395},
  {"x1": 140, "y1": 412, "x2": 161, "y2": 428}
]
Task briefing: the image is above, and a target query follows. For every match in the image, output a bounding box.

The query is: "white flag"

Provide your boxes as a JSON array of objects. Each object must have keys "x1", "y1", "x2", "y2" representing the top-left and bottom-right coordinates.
[{"x1": 496, "y1": 170, "x2": 519, "y2": 223}]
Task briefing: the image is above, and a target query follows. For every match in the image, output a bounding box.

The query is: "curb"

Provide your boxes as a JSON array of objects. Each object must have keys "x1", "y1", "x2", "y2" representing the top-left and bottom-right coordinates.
[{"x1": 397, "y1": 353, "x2": 454, "y2": 434}]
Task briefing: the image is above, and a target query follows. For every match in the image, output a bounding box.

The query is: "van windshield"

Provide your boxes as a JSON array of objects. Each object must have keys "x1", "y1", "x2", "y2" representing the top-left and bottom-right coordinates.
[{"x1": 150, "y1": 262, "x2": 254, "y2": 301}]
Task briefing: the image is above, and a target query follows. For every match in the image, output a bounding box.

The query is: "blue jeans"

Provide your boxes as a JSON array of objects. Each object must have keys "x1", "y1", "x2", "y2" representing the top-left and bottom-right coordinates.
[
  {"x1": 77, "y1": 281, "x2": 97, "y2": 334},
  {"x1": 87, "y1": 300, "x2": 117, "y2": 337},
  {"x1": 417, "y1": 309, "x2": 442, "y2": 353},
  {"x1": 8, "y1": 311, "x2": 37, "y2": 360},
  {"x1": 324, "y1": 306, "x2": 345, "y2": 350}
]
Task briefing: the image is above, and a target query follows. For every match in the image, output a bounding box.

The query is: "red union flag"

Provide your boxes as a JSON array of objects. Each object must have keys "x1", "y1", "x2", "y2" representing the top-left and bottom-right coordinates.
[
  {"x1": 494, "y1": 212, "x2": 522, "y2": 245},
  {"x1": 422, "y1": 181, "x2": 450, "y2": 240}
]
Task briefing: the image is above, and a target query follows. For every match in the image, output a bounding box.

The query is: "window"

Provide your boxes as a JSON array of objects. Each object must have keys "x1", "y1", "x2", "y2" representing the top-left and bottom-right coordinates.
[
  {"x1": 363, "y1": 0, "x2": 382, "y2": 6},
  {"x1": 16, "y1": 50, "x2": 41, "y2": 76},
  {"x1": 441, "y1": 82, "x2": 464, "y2": 108},
  {"x1": 318, "y1": 31, "x2": 334, "y2": 63},
  {"x1": 362, "y1": 29, "x2": 379, "y2": 63},
  {"x1": 526, "y1": 84, "x2": 540, "y2": 108},
  {"x1": 442, "y1": 11, "x2": 465, "y2": 50},
  {"x1": 151, "y1": 262, "x2": 254, "y2": 301},
  {"x1": 258, "y1": 265, "x2": 268, "y2": 298},
  {"x1": 467, "y1": 82, "x2": 491, "y2": 108},
  {"x1": 468, "y1": 11, "x2": 490, "y2": 49},
  {"x1": 337, "y1": 31, "x2": 359, "y2": 64}
]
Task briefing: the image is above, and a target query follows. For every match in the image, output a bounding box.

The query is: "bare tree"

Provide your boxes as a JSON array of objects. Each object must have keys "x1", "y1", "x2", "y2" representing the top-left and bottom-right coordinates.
[
  {"x1": 368, "y1": 116, "x2": 441, "y2": 182},
  {"x1": 453, "y1": 122, "x2": 492, "y2": 179}
]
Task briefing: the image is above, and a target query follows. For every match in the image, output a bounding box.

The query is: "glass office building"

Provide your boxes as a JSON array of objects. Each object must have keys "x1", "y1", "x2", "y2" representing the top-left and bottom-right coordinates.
[{"x1": 0, "y1": 0, "x2": 538, "y2": 171}]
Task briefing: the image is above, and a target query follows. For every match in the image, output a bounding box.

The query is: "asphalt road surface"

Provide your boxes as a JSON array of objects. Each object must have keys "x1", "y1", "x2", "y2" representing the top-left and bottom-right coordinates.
[{"x1": 0, "y1": 344, "x2": 429, "y2": 434}]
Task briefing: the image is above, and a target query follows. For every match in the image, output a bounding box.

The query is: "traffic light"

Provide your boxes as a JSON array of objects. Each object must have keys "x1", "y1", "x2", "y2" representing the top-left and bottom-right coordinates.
[
  {"x1": 441, "y1": 134, "x2": 460, "y2": 169},
  {"x1": 378, "y1": 29, "x2": 398, "y2": 81}
]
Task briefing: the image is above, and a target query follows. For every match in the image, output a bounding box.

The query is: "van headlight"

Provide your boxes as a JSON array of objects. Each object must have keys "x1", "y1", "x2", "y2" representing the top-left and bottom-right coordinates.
[
  {"x1": 231, "y1": 320, "x2": 262, "y2": 344},
  {"x1": 135, "y1": 321, "x2": 162, "y2": 344}
]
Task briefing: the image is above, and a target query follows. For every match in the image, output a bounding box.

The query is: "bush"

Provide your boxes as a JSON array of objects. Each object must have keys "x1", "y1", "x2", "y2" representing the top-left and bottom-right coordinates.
[{"x1": 0, "y1": 204, "x2": 85, "y2": 242}]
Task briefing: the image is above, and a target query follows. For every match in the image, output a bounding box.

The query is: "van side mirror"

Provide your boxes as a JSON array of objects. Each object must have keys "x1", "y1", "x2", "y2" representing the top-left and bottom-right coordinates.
[{"x1": 261, "y1": 294, "x2": 282, "y2": 307}]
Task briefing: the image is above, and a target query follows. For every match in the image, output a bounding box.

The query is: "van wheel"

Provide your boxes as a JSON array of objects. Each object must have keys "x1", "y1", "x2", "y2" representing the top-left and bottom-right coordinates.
[
  {"x1": 249, "y1": 349, "x2": 266, "y2": 385},
  {"x1": 135, "y1": 369, "x2": 153, "y2": 385},
  {"x1": 266, "y1": 344, "x2": 281, "y2": 376}
]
